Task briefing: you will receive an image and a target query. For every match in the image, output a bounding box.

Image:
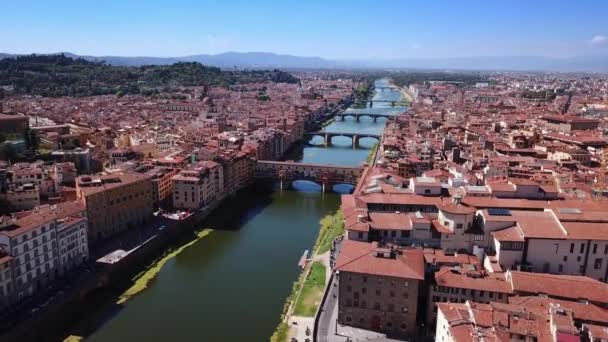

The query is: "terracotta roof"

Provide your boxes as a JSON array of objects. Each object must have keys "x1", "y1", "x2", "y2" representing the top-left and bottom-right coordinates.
[
  {"x1": 440, "y1": 202, "x2": 477, "y2": 215},
  {"x1": 492, "y1": 226, "x2": 525, "y2": 242},
  {"x1": 358, "y1": 193, "x2": 444, "y2": 207},
  {"x1": 509, "y1": 296, "x2": 608, "y2": 325},
  {"x1": 368, "y1": 212, "x2": 412, "y2": 230},
  {"x1": 434, "y1": 267, "x2": 512, "y2": 293},
  {"x1": 583, "y1": 324, "x2": 608, "y2": 341},
  {"x1": 335, "y1": 240, "x2": 424, "y2": 280},
  {"x1": 562, "y1": 222, "x2": 608, "y2": 241},
  {"x1": 423, "y1": 249, "x2": 480, "y2": 267},
  {"x1": 0, "y1": 201, "x2": 86, "y2": 237},
  {"x1": 510, "y1": 271, "x2": 608, "y2": 305}
]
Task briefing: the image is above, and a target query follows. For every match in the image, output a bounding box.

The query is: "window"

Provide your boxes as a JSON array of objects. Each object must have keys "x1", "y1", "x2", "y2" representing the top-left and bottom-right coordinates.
[
  {"x1": 595, "y1": 258, "x2": 603, "y2": 270},
  {"x1": 577, "y1": 255, "x2": 582, "y2": 262},
  {"x1": 401, "y1": 306, "x2": 408, "y2": 313},
  {"x1": 580, "y1": 244, "x2": 585, "y2": 254},
  {"x1": 376, "y1": 289, "x2": 381, "y2": 296},
  {"x1": 594, "y1": 244, "x2": 598, "y2": 254},
  {"x1": 358, "y1": 232, "x2": 363, "y2": 239},
  {"x1": 558, "y1": 264, "x2": 564, "y2": 272},
  {"x1": 456, "y1": 223, "x2": 463, "y2": 229},
  {"x1": 498, "y1": 293, "x2": 503, "y2": 300},
  {"x1": 374, "y1": 302, "x2": 380, "y2": 310},
  {"x1": 362, "y1": 287, "x2": 367, "y2": 294},
  {"x1": 570, "y1": 243, "x2": 574, "y2": 253},
  {"x1": 605, "y1": 245, "x2": 608, "y2": 255},
  {"x1": 479, "y1": 291, "x2": 485, "y2": 297},
  {"x1": 563, "y1": 256, "x2": 568, "y2": 262}
]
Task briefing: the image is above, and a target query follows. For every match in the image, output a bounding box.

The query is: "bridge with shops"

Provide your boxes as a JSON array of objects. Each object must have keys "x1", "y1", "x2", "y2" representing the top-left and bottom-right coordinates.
[
  {"x1": 304, "y1": 131, "x2": 380, "y2": 147},
  {"x1": 255, "y1": 160, "x2": 363, "y2": 192}
]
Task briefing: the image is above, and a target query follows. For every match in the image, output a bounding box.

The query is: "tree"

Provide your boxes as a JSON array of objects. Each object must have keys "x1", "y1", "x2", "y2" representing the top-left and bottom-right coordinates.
[
  {"x1": 0, "y1": 143, "x2": 16, "y2": 161},
  {"x1": 24, "y1": 128, "x2": 40, "y2": 151}
]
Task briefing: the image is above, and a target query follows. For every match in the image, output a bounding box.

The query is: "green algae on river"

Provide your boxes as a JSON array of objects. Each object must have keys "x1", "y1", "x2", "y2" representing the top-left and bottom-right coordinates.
[{"x1": 116, "y1": 229, "x2": 213, "y2": 304}]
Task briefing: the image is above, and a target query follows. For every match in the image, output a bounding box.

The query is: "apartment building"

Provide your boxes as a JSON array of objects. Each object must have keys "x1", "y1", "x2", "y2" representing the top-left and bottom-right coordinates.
[
  {"x1": 0, "y1": 183, "x2": 40, "y2": 211},
  {"x1": 0, "y1": 252, "x2": 14, "y2": 309},
  {"x1": 428, "y1": 267, "x2": 608, "y2": 327},
  {"x1": 172, "y1": 161, "x2": 224, "y2": 210},
  {"x1": 436, "y1": 300, "x2": 586, "y2": 342},
  {"x1": 0, "y1": 201, "x2": 88, "y2": 301},
  {"x1": 335, "y1": 240, "x2": 424, "y2": 338},
  {"x1": 145, "y1": 167, "x2": 178, "y2": 209},
  {"x1": 480, "y1": 207, "x2": 608, "y2": 281},
  {"x1": 0, "y1": 113, "x2": 29, "y2": 136},
  {"x1": 76, "y1": 172, "x2": 153, "y2": 243},
  {"x1": 216, "y1": 150, "x2": 255, "y2": 195}
]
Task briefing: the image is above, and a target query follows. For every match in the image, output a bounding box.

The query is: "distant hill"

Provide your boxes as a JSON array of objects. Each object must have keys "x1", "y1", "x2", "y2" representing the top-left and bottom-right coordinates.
[
  {"x1": 62, "y1": 51, "x2": 339, "y2": 69},
  {"x1": 0, "y1": 54, "x2": 299, "y2": 97},
  {"x1": 1, "y1": 51, "x2": 608, "y2": 72}
]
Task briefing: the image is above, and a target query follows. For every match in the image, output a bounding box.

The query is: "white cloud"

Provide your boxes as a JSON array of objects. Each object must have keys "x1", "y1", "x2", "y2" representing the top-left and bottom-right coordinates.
[{"x1": 591, "y1": 35, "x2": 607, "y2": 45}]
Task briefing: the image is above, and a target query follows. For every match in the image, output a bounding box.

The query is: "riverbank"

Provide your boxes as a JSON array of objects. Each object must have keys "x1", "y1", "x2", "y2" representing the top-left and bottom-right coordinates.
[
  {"x1": 116, "y1": 229, "x2": 213, "y2": 304},
  {"x1": 367, "y1": 143, "x2": 378, "y2": 165},
  {"x1": 399, "y1": 87, "x2": 414, "y2": 103},
  {"x1": 270, "y1": 209, "x2": 344, "y2": 342}
]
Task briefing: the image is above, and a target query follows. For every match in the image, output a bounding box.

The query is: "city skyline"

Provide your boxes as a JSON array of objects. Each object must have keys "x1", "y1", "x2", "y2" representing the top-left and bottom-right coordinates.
[{"x1": 4, "y1": 0, "x2": 608, "y2": 60}]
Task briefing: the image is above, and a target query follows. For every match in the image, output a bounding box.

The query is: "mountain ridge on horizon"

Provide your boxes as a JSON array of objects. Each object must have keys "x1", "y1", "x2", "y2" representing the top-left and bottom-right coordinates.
[{"x1": 1, "y1": 51, "x2": 608, "y2": 72}]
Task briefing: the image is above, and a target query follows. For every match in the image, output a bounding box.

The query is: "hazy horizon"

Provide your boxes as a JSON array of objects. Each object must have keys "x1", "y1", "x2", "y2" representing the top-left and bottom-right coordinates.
[{"x1": 3, "y1": 0, "x2": 608, "y2": 60}]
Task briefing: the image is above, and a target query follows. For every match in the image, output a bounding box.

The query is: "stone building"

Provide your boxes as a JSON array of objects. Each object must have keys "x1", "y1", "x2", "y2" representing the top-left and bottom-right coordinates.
[
  {"x1": 335, "y1": 240, "x2": 425, "y2": 338},
  {"x1": 76, "y1": 172, "x2": 153, "y2": 243}
]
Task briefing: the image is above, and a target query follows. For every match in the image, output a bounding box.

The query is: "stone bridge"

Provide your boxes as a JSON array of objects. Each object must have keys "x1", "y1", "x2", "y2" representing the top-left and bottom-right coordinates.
[
  {"x1": 333, "y1": 112, "x2": 395, "y2": 122},
  {"x1": 367, "y1": 99, "x2": 411, "y2": 108},
  {"x1": 304, "y1": 131, "x2": 381, "y2": 147},
  {"x1": 255, "y1": 160, "x2": 364, "y2": 191}
]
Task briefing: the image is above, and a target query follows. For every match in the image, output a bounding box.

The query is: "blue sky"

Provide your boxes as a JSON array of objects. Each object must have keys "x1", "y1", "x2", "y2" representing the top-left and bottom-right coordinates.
[{"x1": 3, "y1": 0, "x2": 608, "y2": 59}]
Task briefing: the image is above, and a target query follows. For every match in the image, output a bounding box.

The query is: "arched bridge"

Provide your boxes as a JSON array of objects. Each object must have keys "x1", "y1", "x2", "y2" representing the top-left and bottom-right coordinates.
[
  {"x1": 255, "y1": 160, "x2": 364, "y2": 191},
  {"x1": 334, "y1": 112, "x2": 395, "y2": 122},
  {"x1": 367, "y1": 100, "x2": 410, "y2": 108},
  {"x1": 304, "y1": 132, "x2": 381, "y2": 147}
]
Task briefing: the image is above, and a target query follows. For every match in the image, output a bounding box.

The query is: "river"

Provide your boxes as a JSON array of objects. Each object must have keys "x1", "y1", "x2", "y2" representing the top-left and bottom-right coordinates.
[{"x1": 86, "y1": 79, "x2": 405, "y2": 342}]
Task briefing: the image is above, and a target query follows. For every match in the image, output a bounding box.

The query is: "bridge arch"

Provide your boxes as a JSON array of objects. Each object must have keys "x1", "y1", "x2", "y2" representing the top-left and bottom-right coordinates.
[{"x1": 255, "y1": 160, "x2": 362, "y2": 192}]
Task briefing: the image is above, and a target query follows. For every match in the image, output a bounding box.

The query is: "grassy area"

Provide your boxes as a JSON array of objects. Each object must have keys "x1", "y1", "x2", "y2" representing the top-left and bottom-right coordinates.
[
  {"x1": 293, "y1": 262, "x2": 327, "y2": 317},
  {"x1": 269, "y1": 321, "x2": 290, "y2": 342},
  {"x1": 116, "y1": 229, "x2": 213, "y2": 304},
  {"x1": 367, "y1": 143, "x2": 378, "y2": 164},
  {"x1": 315, "y1": 210, "x2": 344, "y2": 255},
  {"x1": 270, "y1": 271, "x2": 306, "y2": 341}
]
